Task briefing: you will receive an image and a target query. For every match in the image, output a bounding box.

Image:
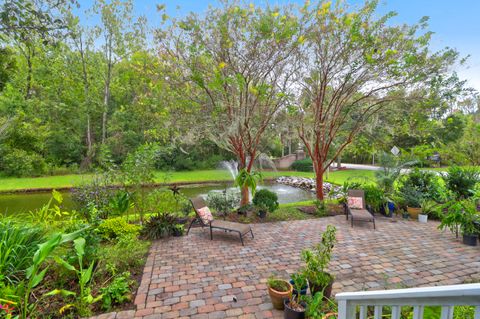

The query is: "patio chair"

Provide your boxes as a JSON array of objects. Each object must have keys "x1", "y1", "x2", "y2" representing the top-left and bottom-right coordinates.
[
  {"x1": 187, "y1": 197, "x2": 254, "y2": 246},
  {"x1": 345, "y1": 189, "x2": 375, "y2": 229}
]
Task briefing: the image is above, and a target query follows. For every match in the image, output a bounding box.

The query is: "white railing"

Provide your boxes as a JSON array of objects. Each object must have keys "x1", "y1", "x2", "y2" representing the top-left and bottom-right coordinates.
[{"x1": 335, "y1": 283, "x2": 480, "y2": 319}]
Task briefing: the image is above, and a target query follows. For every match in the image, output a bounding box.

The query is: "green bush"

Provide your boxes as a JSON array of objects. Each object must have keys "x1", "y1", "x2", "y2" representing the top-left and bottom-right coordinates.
[
  {"x1": 397, "y1": 168, "x2": 446, "y2": 207},
  {"x1": 207, "y1": 191, "x2": 240, "y2": 213},
  {"x1": 0, "y1": 221, "x2": 45, "y2": 284},
  {"x1": 0, "y1": 148, "x2": 46, "y2": 177},
  {"x1": 291, "y1": 158, "x2": 313, "y2": 172},
  {"x1": 362, "y1": 184, "x2": 385, "y2": 213},
  {"x1": 140, "y1": 213, "x2": 179, "y2": 240},
  {"x1": 97, "y1": 236, "x2": 150, "y2": 275},
  {"x1": 252, "y1": 189, "x2": 279, "y2": 212},
  {"x1": 146, "y1": 189, "x2": 192, "y2": 216},
  {"x1": 97, "y1": 217, "x2": 140, "y2": 241},
  {"x1": 443, "y1": 166, "x2": 480, "y2": 200},
  {"x1": 100, "y1": 272, "x2": 133, "y2": 311}
]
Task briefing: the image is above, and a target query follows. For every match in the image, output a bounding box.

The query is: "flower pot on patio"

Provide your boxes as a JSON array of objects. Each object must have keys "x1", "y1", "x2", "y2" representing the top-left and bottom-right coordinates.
[
  {"x1": 284, "y1": 299, "x2": 306, "y2": 319},
  {"x1": 407, "y1": 207, "x2": 421, "y2": 219},
  {"x1": 258, "y1": 210, "x2": 267, "y2": 219},
  {"x1": 418, "y1": 214, "x2": 428, "y2": 223},
  {"x1": 462, "y1": 234, "x2": 478, "y2": 246},
  {"x1": 267, "y1": 279, "x2": 292, "y2": 310}
]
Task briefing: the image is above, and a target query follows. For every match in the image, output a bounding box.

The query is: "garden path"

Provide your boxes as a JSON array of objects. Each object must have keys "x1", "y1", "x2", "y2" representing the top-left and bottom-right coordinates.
[{"x1": 92, "y1": 215, "x2": 480, "y2": 319}]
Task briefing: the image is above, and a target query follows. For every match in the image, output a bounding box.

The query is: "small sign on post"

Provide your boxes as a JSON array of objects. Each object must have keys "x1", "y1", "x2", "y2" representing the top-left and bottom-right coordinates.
[{"x1": 391, "y1": 146, "x2": 400, "y2": 156}]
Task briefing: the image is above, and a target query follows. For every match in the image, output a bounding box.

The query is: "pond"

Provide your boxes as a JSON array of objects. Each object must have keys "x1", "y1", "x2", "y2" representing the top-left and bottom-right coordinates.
[{"x1": 0, "y1": 182, "x2": 314, "y2": 217}]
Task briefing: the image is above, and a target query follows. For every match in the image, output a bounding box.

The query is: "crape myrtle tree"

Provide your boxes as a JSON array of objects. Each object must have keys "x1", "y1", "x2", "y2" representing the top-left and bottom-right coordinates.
[
  {"x1": 158, "y1": 2, "x2": 302, "y2": 205},
  {"x1": 295, "y1": 0, "x2": 465, "y2": 200}
]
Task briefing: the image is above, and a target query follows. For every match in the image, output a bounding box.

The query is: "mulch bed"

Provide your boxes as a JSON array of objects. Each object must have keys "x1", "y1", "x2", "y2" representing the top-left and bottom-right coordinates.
[{"x1": 297, "y1": 204, "x2": 345, "y2": 216}]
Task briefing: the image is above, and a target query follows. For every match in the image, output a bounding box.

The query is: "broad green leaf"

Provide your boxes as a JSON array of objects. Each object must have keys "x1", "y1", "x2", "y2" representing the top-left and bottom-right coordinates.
[
  {"x1": 31, "y1": 266, "x2": 49, "y2": 288},
  {"x1": 54, "y1": 256, "x2": 76, "y2": 272},
  {"x1": 44, "y1": 289, "x2": 76, "y2": 297}
]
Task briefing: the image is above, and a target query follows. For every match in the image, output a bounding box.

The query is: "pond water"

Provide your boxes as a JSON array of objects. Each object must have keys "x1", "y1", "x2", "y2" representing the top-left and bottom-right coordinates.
[{"x1": 0, "y1": 183, "x2": 314, "y2": 217}]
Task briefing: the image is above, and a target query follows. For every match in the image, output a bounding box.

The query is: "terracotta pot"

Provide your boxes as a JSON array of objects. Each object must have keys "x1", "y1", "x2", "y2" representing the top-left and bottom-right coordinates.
[
  {"x1": 407, "y1": 207, "x2": 422, "y2": 219},
  {"x1": 268, "y1": 280, "x2": 293, "y2": 310}
]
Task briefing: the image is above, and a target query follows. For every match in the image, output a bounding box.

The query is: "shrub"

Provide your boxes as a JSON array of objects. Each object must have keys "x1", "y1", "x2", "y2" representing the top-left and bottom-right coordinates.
[
  {"x1": 100, "y1": 272, "x2": 133, "y2": 311},
  {"x1": 443, "y1": 166, "x2": 480, "y2": 200},
  {"x1": 253, "y1": 189, "x2": 279, "y2": 213},
  {"x1": 207, "y1": 190, "x2": 240, "y2": 213},
  {"x1": 97, "y1": 217, "x2": 140, "y2": 241},
  {"x1": 97, "y1": 236, "x2": 150, "y2": 275},
  {"x1": 362, "y1": 184, "x2": 385, "y2": 213},
  {"x1": 397, "y1": 168, "x2": 446, "y2": 207},
  {"x1": 71, "y1": 175, "x2": 117, "y2": 220},
  {"x1": 140, "y1": 213, "x2": 178, "y2": 240},
  {"x1": 0, "y1": 221, "x2": 45, "y2": 284},
  {"x1": 146, "y1": 189, "x2": 192, "y2": 216},
  {"x1": 291, "y1": 158, "x2": 313, "y2": 172},
  {"x1": 0, "y1": 148, "x2": 46, "y2": 177}
]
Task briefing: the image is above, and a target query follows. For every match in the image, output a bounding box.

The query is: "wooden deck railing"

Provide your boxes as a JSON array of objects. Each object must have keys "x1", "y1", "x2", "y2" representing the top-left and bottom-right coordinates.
[{"x1": 335, "y1": 283, "x2": 480, "y2": 319}]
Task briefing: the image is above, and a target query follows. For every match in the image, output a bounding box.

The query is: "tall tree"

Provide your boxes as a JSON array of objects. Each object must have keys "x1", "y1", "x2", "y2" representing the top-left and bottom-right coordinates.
[
  {"x1": 160, "y1": 2, "x2": 301, "y2": 204},
  {"x1": 296, "y1": 0, "x2": 464, "y2": 200},
  {"x1": 93, "y1": 0, "x2": 142, "y2": 144}
]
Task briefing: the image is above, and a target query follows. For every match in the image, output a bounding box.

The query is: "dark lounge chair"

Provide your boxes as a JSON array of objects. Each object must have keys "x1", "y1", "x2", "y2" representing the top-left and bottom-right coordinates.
[
  {"x1": 187, "y1": 197, "x2": 254, "y2": 245},
  {"x1": 346, "y1": 189, "x2": 375, "y2": 229}
]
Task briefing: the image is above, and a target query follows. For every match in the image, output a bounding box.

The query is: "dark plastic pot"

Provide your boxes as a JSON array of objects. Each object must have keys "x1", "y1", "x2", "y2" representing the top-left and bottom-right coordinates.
[
  {"x1": 463, "y1": 234, "x2": 478, "y2": 246},
  {"x1": 283, "y1": 299, "x2": 306, "y2": 319},
  {"x1": 172, "y1": 228, "x2": 183, "y2": 237},
  {"x1": 289, "y1": 279, "x2": 308, "y2": 296},
  {"x1": 258, "y1": 210, "x2": 267, "y2": 219}
]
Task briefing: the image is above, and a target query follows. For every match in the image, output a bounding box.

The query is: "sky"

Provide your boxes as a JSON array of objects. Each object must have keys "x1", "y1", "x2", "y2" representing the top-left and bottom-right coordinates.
[{"x1": 75, "y1": 0, "x2": 480, "y2": 91}]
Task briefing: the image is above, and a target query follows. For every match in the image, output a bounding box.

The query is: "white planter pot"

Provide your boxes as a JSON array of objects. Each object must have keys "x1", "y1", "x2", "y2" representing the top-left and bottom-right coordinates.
[{"x1": 418, "y1": 214, "x2": 428, "y2": 223}]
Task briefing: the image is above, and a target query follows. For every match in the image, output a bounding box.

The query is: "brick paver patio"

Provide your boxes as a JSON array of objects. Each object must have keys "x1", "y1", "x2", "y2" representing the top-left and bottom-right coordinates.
[{"x1": 95, "y1": 215, "x2": 480, "y2": 319}]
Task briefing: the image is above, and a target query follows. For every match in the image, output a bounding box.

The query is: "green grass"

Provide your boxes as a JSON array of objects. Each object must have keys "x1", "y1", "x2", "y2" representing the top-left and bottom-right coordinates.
[
  {"x1": 325, "y1": 169, "x2": 375, "y2": 185},
  {"x1": 0, "y1": 169, "x2": 374, "y2": 192}
]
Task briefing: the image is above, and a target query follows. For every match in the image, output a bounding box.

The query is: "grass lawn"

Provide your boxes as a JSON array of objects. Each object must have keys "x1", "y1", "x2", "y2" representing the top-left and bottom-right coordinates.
[{"x1": 0, "y1": 169, "x2": 375, "y2": 192}]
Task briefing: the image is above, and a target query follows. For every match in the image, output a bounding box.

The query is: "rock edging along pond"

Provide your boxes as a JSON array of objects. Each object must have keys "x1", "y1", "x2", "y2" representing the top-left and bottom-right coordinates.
[{"x1": 275, "y1": 176, "x2": 341, "y2": 196}]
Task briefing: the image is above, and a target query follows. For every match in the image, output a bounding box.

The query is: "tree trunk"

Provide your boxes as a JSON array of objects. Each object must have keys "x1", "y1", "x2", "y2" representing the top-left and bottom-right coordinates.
[
  {"x1": 102, "y1": 83, "x2": 110, "y2": 144},
  {"x1": 315, "y1": 169, "x2": 324, "y2": 200},
  {"x1": 240, "y1": 186, "x2": 249, "y2": 206},
  {"x1": 25, "y1": 55, "x2": 33, "y2": 99}
]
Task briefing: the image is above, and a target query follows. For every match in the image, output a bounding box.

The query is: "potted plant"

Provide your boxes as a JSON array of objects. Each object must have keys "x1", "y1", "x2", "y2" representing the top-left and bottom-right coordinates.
[
  {"x1": 284, "y1": 273, "x2": 307, "y2": 319},
  {"x1": 289, "y1": 277, "x2": 308, "y2": 296},
  {"x1": 267, "y1": 276, "x2": 292, "y2": 310},
  {"x1": 301, "y1": 225, "x2": 337, "y2": 300},
  {"x1": 419, "y1": 200, "x2": 440, "y2": 223},
  {"x1": 459, "y1": 199, "x2": 479, "y2": 246},
  {"x1": 401, "y1": 209, "x2": 410, "y2": 220},
  {"x1": 402, "y1": 188, "x2": 423, "y2": 220},
  {"x1": 256, "y1": 203, "x2": 268, "y2": 219},
  {"x1": 439, "y1": 199, "x2": 479, "y2": 246},
  {"x1": 253, "y1": 189, "x2": 279, "y2": 219}
]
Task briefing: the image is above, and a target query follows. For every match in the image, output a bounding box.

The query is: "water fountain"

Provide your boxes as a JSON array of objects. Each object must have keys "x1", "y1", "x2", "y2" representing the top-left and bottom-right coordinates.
[{"x1": 218, "y1": 160, "x2": 238, "y2": 180}]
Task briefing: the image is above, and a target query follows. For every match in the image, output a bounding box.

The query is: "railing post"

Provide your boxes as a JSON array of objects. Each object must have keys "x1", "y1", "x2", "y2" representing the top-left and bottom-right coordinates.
[{"x1": 337, "y1": 300, "x2": 356, "y2": 319}]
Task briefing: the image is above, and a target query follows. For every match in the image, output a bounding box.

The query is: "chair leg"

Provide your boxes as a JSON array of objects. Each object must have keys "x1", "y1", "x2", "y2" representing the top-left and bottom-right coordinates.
[
  {"x1": 250, "y1": 229, "x2": 254, "y2": 239},
  {"x1": 186, "y1": 219, "x2": 195, "y2": 235},
  {"x1": 240, "y1": 233, "x2": 244, "y2": 246},
  {"x1": 210, "y1": 225, "x2": 213, "y2": 240},
  {"x1": 373, "y1": 219, "x2": 376, "y2": 230}
]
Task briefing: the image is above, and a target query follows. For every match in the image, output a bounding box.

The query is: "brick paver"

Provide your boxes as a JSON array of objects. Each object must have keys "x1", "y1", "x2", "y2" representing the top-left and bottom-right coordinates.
[{"x1": 93, "y1": 216, "x2": 480, "y2": 319}]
